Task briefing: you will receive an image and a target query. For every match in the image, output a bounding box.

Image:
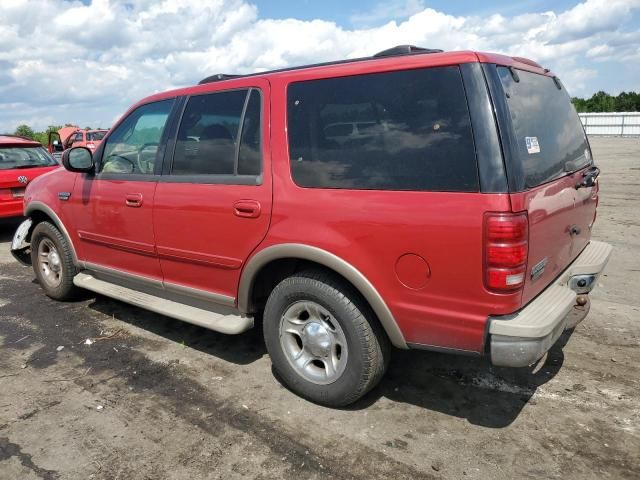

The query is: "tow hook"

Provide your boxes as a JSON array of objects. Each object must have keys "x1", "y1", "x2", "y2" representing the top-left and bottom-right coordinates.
[{"x1": 576, "y1": 295, "x2": 588, "y2": 306}]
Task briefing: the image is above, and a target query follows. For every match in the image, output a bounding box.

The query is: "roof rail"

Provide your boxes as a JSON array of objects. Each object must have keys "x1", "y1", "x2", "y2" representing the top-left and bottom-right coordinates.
[
  {"x1": 197, "y1": 45, "x2": 444, "y2": 85},
  {"x1": 373, "y1": 45, "x2": 443, "y2": 58},
  {"x1": 198, "y1": 73, "x2": 243, "y2": 85}
]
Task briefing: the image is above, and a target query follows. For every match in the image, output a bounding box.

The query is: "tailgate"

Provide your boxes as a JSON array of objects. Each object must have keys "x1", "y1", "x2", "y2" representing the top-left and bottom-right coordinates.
[
  {"x1": 494, "y1": 64, "x2": 598, "y2": 306},
  {"x1": 511, "y1": 168, "x2": 598, "y2": 305}
]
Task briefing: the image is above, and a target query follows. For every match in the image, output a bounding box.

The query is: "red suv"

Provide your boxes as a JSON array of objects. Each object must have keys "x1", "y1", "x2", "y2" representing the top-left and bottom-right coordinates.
[
  {"x1": 0, "y1": 135, "x2": 58, "y2": 219},
  {"x1": 11, "y1": 46, "x2": 612, "y2": 406}
]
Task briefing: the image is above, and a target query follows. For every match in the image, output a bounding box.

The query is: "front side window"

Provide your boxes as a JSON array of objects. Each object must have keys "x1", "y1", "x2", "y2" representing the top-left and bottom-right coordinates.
[
  {"x1": 100, "y1": 99, "x2": 174, "y2": 174},
  {"x1": 171, "y1": 89, "x2": 262, "y2": 178},
  {"x1": 498, "y1": 67, "x2": 591, "y2": 188},
  {"x1": 287, "y1": 66, "x2": 478, "y2": 191},
  {"x1": 0, "y1": 147, "x2": 56, "y2": 170}
]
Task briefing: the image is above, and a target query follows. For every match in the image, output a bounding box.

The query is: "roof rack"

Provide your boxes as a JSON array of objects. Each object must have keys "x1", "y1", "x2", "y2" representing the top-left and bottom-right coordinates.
[
  {"x1": 197, "y1": 45, "x2": 443, "y2": 85},
  {"x1": 198, "y1": 73, "x2": 243, "y2": 85},
  {"x1": 373, "y1": 45, "x2": 443, "y2": 57}
]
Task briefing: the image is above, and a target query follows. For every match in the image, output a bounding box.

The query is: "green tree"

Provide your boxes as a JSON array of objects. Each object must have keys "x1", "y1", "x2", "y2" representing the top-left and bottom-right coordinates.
[{"x1": 14, "y1": 124, "x2": 35, "y2": 139}]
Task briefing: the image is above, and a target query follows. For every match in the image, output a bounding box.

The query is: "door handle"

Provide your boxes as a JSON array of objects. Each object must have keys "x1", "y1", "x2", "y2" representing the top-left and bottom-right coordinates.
[
  {"x1": 125, "y1": 193, "x2": 143, "y2": 208},
  {"x1": 233, "y1": 200, "x2": 261, "y2": 218}
]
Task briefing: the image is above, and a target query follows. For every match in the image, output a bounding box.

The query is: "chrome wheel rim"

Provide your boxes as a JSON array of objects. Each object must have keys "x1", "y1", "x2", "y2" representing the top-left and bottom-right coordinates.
[
  {"x1": 279, "y1": 301, "x2": 348, "y2": 385},
  {"x1": 38, "y1": 238, "x2": 62, "y2": 288}
]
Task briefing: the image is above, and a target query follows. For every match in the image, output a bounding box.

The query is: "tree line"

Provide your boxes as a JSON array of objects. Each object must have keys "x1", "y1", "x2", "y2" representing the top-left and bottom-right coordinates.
[{"x1": 571, "y1": 91, "x2": 640, "y2": 113}]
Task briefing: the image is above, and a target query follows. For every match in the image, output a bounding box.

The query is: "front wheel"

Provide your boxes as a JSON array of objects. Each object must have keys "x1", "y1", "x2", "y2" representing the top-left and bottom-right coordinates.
[
  {"x1": 30, "y1": 221, "x2": 79, "y2": 300},
  {"x1": 263, "y1": 270, "x2": 390, "y2": 407}
]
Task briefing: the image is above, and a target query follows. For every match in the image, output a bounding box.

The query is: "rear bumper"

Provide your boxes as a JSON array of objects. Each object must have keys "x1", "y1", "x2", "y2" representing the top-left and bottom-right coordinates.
[{"x1": 489, "y1": 240, "x2": 613, "y2": 367}]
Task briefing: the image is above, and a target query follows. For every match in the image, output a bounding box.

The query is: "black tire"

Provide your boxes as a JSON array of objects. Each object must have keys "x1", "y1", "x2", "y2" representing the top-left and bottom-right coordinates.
[
  {"x1": 263, "y1": 269, "x2": 390, "y2": 407},
  {"x1": 30, "y1": 221, "x2": 79, "y2": 301}
]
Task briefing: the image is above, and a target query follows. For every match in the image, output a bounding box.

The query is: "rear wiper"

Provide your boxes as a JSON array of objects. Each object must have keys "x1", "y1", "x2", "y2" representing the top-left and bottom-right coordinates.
[{"x1": 575, "y1": 166, "x2": 600, "y2": 189}]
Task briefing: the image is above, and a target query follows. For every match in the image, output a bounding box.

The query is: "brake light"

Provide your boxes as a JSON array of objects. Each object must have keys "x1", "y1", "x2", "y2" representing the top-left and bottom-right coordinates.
[{"x1": 484, "y1": 212, "x2": 529, "y2": 292}]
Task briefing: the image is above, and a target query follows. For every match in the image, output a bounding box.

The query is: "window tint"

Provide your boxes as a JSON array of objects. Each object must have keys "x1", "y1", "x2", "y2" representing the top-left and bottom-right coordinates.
[
  {"x1": 172, "y1": 90, "x2": 247, "y2": 175},
  {"x1": 101, "y1": 99, "x2": 174, "y2": 174},
  {"x1": 237, "y1": 90, "x2": 262, "y2": 176},
  {"x1": 498, "y1": 67, "x2": 591, "y2": 188},
  {"x1": 287, "y1": 66, "x2": 478, "y2": 191}
]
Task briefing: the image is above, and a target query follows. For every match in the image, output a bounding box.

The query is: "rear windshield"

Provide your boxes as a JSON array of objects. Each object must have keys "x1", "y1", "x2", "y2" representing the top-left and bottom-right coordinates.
[
  {"x1": 87, "y1": 131, "x2": 107, "y2": 141},
  {"x1": 498, "y1": 67, "x2": 591, "y2": 188},
  {"x1": 0, "y1": 146, "x2": 56, "y2": 170},
  {"x1": 287, "y1": 66, "x2": 479, "y2": 191}
]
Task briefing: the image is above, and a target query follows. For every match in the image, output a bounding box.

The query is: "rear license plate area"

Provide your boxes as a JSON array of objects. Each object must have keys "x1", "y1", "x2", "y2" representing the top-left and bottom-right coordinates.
[{"x1": 11, "y1": 188, "x2": 25, "y2": 198}]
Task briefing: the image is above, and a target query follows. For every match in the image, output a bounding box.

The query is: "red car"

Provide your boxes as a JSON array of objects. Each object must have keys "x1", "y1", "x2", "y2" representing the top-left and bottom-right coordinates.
[
  {"x1": 11, "y1": 46, "x2": 612, "y2": 406},
  {"x1": 0, "y1": 135, "x2": 58, "y2": 219}
]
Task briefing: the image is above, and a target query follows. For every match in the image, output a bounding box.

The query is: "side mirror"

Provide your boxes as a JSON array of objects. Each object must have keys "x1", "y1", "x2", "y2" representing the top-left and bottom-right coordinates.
[{"x1": 62, "y1": 147, "x2": 94, "y2": 173}]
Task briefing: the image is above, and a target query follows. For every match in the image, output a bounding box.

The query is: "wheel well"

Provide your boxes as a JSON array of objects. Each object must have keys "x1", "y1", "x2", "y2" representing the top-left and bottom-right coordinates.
[
  {"x1": 247, "y1": 258, "x2": 390, "y2": 338},
  {"x1": 27, "y1": 210, "x2": 54, "y2": 239}
]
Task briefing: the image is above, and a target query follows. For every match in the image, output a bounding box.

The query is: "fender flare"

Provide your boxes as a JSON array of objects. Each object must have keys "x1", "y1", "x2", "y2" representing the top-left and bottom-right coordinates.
[
  {"x1": 238, "y1": 243, "x2": 408, "y2": 349},
  {"x1": 25, "y1": 201, "x2": 80, "y2": 266}
]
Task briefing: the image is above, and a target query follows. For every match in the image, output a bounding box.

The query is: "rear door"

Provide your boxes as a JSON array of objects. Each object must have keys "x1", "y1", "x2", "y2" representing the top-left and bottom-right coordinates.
[
  {"x1": 153, "y1": 83, "x2": 271, "y2": 300},
  {"x1": 493, "y1": 66, "x2": 597, "y2": 305}
]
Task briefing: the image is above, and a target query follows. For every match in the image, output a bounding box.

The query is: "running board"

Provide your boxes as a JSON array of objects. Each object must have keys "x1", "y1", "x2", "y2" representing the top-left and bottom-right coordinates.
[{"x1": 73, "y1": 272, "x2": 253, "y2": 334}]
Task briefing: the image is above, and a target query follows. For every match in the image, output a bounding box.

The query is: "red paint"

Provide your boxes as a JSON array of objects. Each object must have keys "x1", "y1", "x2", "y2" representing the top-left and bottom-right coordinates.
[
  {"x1": 0, "y1": 136, "x2": 59, "y2": 218},
  {"x1": 22, "y1": 50, "x2": 595, "y2": 354}
]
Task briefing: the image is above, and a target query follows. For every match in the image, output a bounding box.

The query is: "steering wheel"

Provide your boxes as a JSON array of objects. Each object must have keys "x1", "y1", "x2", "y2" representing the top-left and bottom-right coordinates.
[
  {"x1": 137, "y1": 143, "x2": 159, "y2": 174},
  {"x1": 101, "y1": 154, "x2": 136, "y2": 174}
]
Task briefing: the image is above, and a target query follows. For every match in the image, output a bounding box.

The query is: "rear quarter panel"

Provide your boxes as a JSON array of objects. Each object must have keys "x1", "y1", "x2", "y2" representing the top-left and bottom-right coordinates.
[{"x1": 264, "y1": 68, "x2": 520, "y2": 353}]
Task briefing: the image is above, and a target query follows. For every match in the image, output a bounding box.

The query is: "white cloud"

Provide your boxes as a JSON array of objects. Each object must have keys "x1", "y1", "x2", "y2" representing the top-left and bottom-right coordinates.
[{"x1": 0, "y1": 0, "x2": 638, "y2": 132}]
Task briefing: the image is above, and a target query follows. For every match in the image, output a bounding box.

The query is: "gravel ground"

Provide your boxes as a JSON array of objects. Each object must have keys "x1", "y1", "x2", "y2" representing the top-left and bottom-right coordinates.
[{"x1": 0, "y1": 136, "x2": 638, "y2": 480}]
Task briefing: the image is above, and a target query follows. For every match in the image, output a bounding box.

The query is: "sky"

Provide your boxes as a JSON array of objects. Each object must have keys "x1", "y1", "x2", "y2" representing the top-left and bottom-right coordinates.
[{"x1": 0, "y1": 0, "x2": 639, "y2": 132}]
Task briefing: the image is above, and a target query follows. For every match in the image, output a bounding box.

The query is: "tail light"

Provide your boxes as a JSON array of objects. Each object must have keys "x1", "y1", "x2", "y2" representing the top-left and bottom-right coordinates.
[{"x1": 484, "y1": 212, "x2": 529, "y2": 292}]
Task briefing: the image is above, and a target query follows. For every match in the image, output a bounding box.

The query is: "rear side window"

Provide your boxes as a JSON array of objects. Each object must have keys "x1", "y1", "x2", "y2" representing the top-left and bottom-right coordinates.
[
  {"x1": 171, "y1": 89, "x2": 262, "y2": 178},
  {"x1": 287, "y1": 66, "x2": 478, "y2": 191},
  {"x1": 498, "y1": 68, "x2": 591, "y2": 188}
]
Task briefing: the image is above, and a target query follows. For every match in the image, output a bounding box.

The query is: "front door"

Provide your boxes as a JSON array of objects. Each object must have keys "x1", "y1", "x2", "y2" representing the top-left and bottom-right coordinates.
[
  {"x1": 153, "y1": 84, "x2": 272, "y2": 300},
  {"x1": 71, "y1": 98, "x2": 176, "y2": 281}
]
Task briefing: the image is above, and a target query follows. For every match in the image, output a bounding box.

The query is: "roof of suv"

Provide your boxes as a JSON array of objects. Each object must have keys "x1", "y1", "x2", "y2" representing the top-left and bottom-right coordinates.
[
  {"x1": 0, "y1": 135, "x2": 42, "y2": 147},
  {"x1": 123, "y1": 48, "x2": 555, "y2": 123}
]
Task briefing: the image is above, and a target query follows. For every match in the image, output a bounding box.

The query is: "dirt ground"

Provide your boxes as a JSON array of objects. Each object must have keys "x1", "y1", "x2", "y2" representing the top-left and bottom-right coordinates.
[{"x1": 0, "y1": 136, "x2": 638, "y2": 480}]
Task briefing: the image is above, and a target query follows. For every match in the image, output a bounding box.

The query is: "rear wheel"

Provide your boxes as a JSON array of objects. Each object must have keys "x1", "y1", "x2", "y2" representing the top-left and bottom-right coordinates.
[
  {"x1": 30, "y1": 221, "x2": 79, "y2": 300},
  {"x1": 263, "y1": 270, "x2": 390, "y2": 407}
]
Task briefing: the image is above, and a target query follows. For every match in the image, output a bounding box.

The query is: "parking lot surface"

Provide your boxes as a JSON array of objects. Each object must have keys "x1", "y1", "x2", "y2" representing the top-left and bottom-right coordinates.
[{"x1": 0, "y1": 137, "x2": 638, "y2": 480}]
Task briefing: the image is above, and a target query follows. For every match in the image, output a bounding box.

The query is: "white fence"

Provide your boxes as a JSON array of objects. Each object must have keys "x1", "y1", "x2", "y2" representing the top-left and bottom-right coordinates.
[{"x1": 578, "y1": 112, "x2": 640, "y2": 136}]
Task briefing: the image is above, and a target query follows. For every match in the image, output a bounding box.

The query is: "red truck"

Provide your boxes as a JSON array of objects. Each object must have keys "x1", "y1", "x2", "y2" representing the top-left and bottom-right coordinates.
[
  {"x1": 48, "y1": 127, "x2": 108, "y2": 162},
  {"x1": 11, "y1": 46, "x2": 612, "y2": 406}
]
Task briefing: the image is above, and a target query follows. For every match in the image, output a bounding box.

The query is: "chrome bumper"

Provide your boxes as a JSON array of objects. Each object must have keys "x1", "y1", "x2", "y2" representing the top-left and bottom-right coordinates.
[{"x1": 489, "y1": 240, "x2": 613, "y2": 367}]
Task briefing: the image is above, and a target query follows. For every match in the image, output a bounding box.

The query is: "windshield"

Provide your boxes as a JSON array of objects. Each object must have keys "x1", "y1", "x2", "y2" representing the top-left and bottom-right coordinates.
[
  {"x1": 498, "y1": 67, "x2": 591, "y2": 188},
  {"x1": 0, "y1": 146, "x2": 57, "y2": 170},
  {"x1": 87, "y1": 131, "x2": 107, "y2": 141}
]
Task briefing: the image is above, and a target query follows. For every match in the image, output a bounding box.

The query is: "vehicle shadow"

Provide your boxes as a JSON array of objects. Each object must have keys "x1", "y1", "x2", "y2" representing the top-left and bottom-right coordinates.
[
  {"x1": 0, "y1": 219, "x2": 21, "y2": 242},
  {"x1": 347, "y1": 331, "x2": 571, "y2": 428},
  {"x1": 86, "y1": 294, "x2": 266, "y2": 366},
  {"x1": 89, "y1": 289, "x2": 568, "y2": 428}
]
